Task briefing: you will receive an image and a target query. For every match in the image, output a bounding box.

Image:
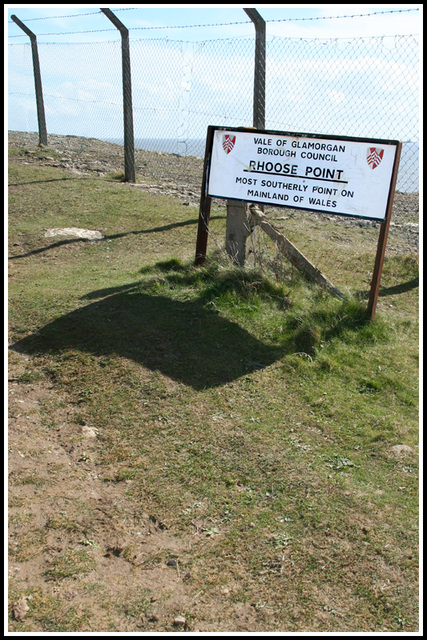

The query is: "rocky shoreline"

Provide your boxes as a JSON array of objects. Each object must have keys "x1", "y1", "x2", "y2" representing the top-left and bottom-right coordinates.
[{"x1": 8, "y1": 131, "x2": 419, "y2": 251}]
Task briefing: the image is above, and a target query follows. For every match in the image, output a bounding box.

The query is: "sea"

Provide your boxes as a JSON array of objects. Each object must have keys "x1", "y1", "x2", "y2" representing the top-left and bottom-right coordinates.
[{"x1": 122, "y1": 137, "x2": 419, "y2": 193}]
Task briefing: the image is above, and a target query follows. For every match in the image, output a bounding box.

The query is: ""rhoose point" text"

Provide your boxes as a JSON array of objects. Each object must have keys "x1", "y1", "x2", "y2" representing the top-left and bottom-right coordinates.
[{"x1": 246, "y1": 160, "x2": 346, "y2": 182}]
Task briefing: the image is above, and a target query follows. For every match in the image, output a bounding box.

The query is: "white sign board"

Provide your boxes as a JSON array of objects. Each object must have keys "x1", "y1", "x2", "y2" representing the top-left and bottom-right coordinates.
[{"x1": 206, "y1": 127, "x2": 400, "y2": 221}]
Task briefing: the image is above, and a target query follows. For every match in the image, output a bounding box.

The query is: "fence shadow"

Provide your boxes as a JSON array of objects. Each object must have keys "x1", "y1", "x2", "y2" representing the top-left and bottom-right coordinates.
[
  {"x1": 356, "y1": 276, "x2": 419, "y2": 300},
  {"x1": 8, "y1": 217, "x2": 223, "y2": 261},
  {"x1": 10, "y1": 285, "x2": 283, "y2": 390}
]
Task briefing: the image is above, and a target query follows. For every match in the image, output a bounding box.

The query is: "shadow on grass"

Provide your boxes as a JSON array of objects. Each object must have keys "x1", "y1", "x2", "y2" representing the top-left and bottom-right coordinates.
[
  {"x1": 356, "y1": 277, "x2": 419, "y2": 299},
  {"x1": 10, "y1": 284, "x2": 283, "y2": 391},
  {"x1": 10, "y1": 258, "x2": 386, "y2": 390},
  {"x1": 8, "y1": 177, "x2": 92, "y2": 187}
]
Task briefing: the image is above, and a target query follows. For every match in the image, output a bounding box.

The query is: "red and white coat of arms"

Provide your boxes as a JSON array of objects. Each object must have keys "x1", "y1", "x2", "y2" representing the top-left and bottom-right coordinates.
[
  {"x1": 366, "y1": 147, "x2": 384, "y2": 169},
  {"x1": 222, "y1": 135, "x2": 236, "y2": 154}
]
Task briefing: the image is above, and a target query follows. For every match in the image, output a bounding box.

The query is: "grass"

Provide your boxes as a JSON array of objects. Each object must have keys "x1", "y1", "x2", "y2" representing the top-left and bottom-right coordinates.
[
  {"x1": 8, "y1": 149, "x2": 419, "y2": 632},
  {"x1": 43, "y1": 549, "x2": 97, "y2": 582}
]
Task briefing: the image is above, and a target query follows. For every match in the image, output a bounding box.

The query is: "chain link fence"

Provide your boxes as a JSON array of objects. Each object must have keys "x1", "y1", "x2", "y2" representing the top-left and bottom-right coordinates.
[{"x1": 8, "y1": 32, "x2": 419, "y2": 193}]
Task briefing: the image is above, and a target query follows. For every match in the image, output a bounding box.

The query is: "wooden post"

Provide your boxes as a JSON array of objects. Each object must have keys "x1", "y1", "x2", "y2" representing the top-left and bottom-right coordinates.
[
  {"x1": 250, "y1": 205, "x2": 343, "y2": 298},
  {"x1": 11, "y1": 15, "x2": 47, "y2": 147},
  {"x1": 100, "y1": 9, "x2": 135, "y2": 183},
  {"x1": 225, "y1": 202, "x2": 253, "y2": 266},
  {"x1": 367, "y1": 141, "x2": 402, "y2": 320}
]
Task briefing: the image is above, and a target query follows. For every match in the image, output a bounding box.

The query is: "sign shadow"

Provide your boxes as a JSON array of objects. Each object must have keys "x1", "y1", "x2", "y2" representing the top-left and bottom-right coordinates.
[{"x1": 10, "y1": 287, "x2": 283, "y2": 390}]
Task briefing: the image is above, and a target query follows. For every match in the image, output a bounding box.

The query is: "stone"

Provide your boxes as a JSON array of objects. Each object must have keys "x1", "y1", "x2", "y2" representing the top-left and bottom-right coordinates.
[
  {"x1": 173, "y1": 616, "x2": 186, "y2": 627},
  {"x1": 81, "y1": 426, "x2": 98, "y2": 439},
  {"x1": 44, "y1": 227, "x2": 104, "y2": 241}
]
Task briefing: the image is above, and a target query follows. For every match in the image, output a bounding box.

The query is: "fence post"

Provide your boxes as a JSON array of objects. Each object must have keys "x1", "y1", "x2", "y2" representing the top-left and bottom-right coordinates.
[
  {"x1": 243, "y1": 8, "x2": 266, "y2": 130},
  {"x1": 10, "y1": 15, "x2": 47, "y2": 146},
  {"x1": 100, "y1": 8, "x2": 135, "y2": 182}
]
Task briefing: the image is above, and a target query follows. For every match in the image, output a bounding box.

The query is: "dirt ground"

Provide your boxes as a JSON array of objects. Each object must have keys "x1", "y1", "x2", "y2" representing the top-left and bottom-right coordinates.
[
  {"x1": 7, "y1": 132, "x2": 419, "y2": 632},
  {"x1": 8, "y1": 351, "x2": 237, "y2": 632}
]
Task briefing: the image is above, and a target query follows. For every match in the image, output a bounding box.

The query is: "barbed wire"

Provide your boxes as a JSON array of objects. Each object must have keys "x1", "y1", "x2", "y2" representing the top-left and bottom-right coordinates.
[
  {"x1": 268, "y1": 8, "x2": 419, "y2": 23},
  {"x1": 8, "y1": 8, "x2": 419, "y2": 38},
  {"x1": 126, "y1": 8, "x2": 419, "y2": 30},
  {"x1": 8, "y1": 27, "x2": 118, "y2": 37},
  {"x1": 7, "y1": 8, "x2": 134, "y2": 22}
]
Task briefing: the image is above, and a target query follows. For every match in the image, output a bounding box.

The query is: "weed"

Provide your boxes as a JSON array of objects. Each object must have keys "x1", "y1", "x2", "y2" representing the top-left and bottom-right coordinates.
[
  {"x1": 44, "y1": 549, "x2": 96, "y2": 582},
  {"x1": 9, "y1": 528, "x2": 47, "y2": 562},
  {"x1": 105, "y1": 171, "x2": 126, "y2": 182},
  {"x1": 16, "y1": 370, "x2": 42, "y2": 384}
]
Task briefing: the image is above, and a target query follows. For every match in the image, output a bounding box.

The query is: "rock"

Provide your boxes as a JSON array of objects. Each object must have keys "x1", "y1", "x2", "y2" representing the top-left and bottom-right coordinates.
[
  {"x1": 81, "y1": 426, "x2": 98, "y2": 439},
  {"x1": 12, "y1": 597, "x2": 30, "y2": 622},
  {"x1": 44, "y1": 227, "x2": 104, "y2": 241},
  {"x1": 173, "y1": 616, "x2": 186, "y2": 627},
  {"x1": 167, "y1": 558, "x2": 177, "y2": 567}
]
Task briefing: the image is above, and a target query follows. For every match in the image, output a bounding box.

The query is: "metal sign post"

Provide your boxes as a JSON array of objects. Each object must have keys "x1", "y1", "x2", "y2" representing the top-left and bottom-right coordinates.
[
  {"x1": 195, "y1": 126, "x2": 214, "y2": 265},
  {"x1": 367, "y1": 141, "x2": 402, "y2": 320}
]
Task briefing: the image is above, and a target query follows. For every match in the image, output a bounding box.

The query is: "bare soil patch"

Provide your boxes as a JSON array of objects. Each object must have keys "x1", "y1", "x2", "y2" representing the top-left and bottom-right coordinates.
[{"x1": 9, "y1": 350, "x2": 243, "y2": 632}]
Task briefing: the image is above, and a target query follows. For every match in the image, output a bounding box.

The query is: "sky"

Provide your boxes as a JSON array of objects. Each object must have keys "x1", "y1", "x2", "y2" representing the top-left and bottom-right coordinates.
[
  {"x1": 6, "y1": 4, "x2": 422, "y2": 43},
  {"x1": 5, "y1": 4, "x2": 422, "y2": 192}
]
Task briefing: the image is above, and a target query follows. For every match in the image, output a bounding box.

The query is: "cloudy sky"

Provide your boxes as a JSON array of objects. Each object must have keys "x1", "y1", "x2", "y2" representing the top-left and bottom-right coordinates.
[{"x1": 6, "y1": 4, "x2": 421, "y2": 42}]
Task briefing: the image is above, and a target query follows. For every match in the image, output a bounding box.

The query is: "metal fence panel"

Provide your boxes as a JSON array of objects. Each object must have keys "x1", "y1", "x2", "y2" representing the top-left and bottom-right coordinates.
[{"x1": 8, "y1": 33, "x2": 419, "y2": 192}]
